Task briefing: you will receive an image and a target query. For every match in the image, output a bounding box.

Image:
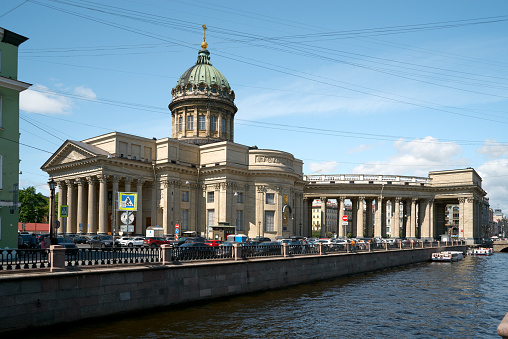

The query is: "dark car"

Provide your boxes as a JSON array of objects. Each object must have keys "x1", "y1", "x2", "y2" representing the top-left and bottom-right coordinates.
[
  {"x1": 19, "y1": 234, "x2": 39, "y2": 249},
  {"x1": 72, "y1": 235, "x2": 89, "y2": 244},
  {"x1": 56, "y1": 236, "x2": 78, "y2": 254},
  {"x1": 175, "y1": 243, "x2": 215, "y2": 260},
  {"x1": 89, "y1": 235, "x2": 119, "y2": 248}
]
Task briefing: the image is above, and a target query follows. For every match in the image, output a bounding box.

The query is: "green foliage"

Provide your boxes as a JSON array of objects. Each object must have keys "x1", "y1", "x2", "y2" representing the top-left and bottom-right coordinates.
[
  {"x1": 347, "y1": 233, "x2": 352, "y2": 238},
  {"x1": 19, "y1": 187, "x2": 49, "y2": 223},
  {"x1": 312, "y1": 230, "x2": 321, "y2": 238}
]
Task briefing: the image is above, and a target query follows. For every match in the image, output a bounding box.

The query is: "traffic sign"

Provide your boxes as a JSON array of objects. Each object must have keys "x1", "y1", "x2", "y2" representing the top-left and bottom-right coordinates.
[
  {"x1": 342, "y1": 221, "x2": 349, "y2": 226},
  {"x1": 121, "y1": 211, "x2": 134, "y2": 224},
  {"x1": 342, "y1": 215, "x2": 348, "y2": 222},
  {"x1": 175, "y1": 228, "x2": 179, "y2": 234},
  {"x1": 175, "y1": 223, "x2": 179, "y2": 229},
  {"x1": 60, "y1": 205, "x2": 68, "y2": 217},
  {"x1": 118, "y1": 192, "x2": 137, "y2": 211}
]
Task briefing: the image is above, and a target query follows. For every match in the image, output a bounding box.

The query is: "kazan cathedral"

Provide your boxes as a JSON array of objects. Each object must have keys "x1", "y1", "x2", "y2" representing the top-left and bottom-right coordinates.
[
  {"x1": 42, "y1": 33, "x2": 487, "y2": 244},
  {"x1": 42, "y1": 36, "x2": 305, "y2": 240}
]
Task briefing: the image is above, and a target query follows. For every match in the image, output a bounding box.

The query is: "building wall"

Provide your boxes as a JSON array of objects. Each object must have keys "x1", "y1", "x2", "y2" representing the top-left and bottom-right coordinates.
[{"x1": 0, "y1": 29, "x2": 30, "y2": 249}]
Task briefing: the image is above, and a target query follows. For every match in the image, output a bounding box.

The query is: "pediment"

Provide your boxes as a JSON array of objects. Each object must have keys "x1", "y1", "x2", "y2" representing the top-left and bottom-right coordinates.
[{"x1": 42, "y1": 140, "x2": 106, "y2": 169}]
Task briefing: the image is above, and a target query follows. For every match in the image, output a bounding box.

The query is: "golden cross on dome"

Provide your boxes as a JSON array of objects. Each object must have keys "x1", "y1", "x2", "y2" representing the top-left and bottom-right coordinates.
[
  {"x1": 202, "y1": 24, "x2": 207, "y2": 42},
  {"x1": 201, "y1": 24, "x2": 208, "y2": 49}
]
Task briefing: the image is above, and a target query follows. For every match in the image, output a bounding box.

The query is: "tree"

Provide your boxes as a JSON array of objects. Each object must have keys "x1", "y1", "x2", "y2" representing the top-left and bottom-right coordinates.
[{"x1": 19, "y1": 187, "x2": 49, "y2": 223}]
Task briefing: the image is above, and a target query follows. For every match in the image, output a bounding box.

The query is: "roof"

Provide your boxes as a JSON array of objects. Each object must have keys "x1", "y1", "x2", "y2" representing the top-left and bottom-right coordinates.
[{"x1": 175, "y1": 49, "x2": 231, "y2": 90}]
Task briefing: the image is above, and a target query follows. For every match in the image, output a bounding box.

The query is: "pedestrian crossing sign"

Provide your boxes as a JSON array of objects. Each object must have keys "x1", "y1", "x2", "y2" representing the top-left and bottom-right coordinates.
[{"x1": 118, "y1": 192, "x2": 137, "y2": 211}]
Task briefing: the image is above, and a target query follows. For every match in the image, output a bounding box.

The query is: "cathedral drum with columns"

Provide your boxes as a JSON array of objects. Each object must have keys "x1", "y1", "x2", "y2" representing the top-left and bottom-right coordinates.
[{"x1": 41, "y1": 36, "x2": 305, "y2": 239}]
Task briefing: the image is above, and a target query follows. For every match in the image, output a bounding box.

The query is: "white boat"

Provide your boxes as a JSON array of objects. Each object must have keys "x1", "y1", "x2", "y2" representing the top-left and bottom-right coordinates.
[
  {"x1": 473, "y1": 247, "x2": 493, "y2": 256},
  {"x1": 431, "y1": 252, "x2": 456, "y2": 262},
  {"x1": 447, "y1": 251, "x2": 464, "y2": 260}
]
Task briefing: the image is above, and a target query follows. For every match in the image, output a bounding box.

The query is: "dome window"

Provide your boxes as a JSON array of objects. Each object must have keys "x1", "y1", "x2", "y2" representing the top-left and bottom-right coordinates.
[
  {"x1": 199, "y1": 86, "x2": 205, "y2": 92},
  {"x1": 212, "y1": 87, "x2": 217, "y2": 93},
  {"x1": 188, "y1": 86, "x2": 193, "y2": 92}
]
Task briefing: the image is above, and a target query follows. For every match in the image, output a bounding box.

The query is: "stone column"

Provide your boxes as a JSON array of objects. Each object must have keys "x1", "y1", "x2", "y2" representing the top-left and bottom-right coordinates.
[
  {"x1": 464, "y1": 197, "x2": 475, "y2": 241},
  {"x1": 57, "y1": 181, "x2": 67, "y2": 236},
  {"x1": 365, "y1": 198, "x2": 373, "y2": 237},
  {"x1": 320, "y1": 197, "x2": 327, "y2": 238},
  {"x1": 458, "y1": 197, "x2": 466, "y2": 240},
  {"x1": 76, "y1": 178, "x2": 86, "y2": 234},
  {"x1": 66, "y1": 180, "x2": 75, "y2": 234},
  {"x1": 98, "y1": 175, "x2": 108, "y2": 234},
  {"x1": 428, "y1": 199, "x2": 434, "y2": 239},
  {"x1": 356, "y1": 197, "x2": 365, "y2": 238},
  {"x1": 151, "y1": 182, "x2": 157, "y2": 228},
  {"x1": 420, "y1": 199, "x2": 429, "y2": 239},
  {"x1": 136, "y1": 179, "x2": 144, "y2": 235},
  {"x1": 87, "y1": 177, "x2": 96, "y2": 234},
  {"x1": 392, "y1": 198, "x2": 401, "y2": 238},
  {"x1": 124, "y1": 177, "x2": 132, "y2": 192},
  {"x1": 303, "y1": 197, "x2": 310, "y2": 237},
  {"x1": 381, "y1": 199, "x2": 387, "y2": 238},
  {"x1": 162, "y1": 180, "x2": 170, "y2": 236},
  {"x1": 111, "y1": 176, "x2": 119, "y2": 235},
  {"x1": 374, "y1": 197, "x2": 382, "y2": 238},
  {"x1": 404, "y1": 199, "x2": 411, "y2": 238},
  {"x1": 410, "y1": 198, "x2": 417, "y2": 238},
  {"x1": 256, "y1": 186, "x2": 265, "y2": 237},
  {"x1": 338, "y1": 196, "x2": 345, "y2": 237}
]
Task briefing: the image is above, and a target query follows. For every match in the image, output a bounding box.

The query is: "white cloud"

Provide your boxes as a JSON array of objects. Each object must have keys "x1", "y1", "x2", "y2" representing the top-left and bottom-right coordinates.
[
  {"x1": 74, "y1": 86, "x2": 97, "y2": 100},
  {"x1": 352, "y1": 136, "x2": 466, "y2": 176},
  {"x1": 348, "y1": 144, "x2": 374, "y2": 154},
  {"x1": 477, "y1": 159, "x2": 508, "y2": 212},
  {"x1": 477, "y1": 139, "x2": 508, "y2": 159},
  {"x1": 308, "y1": 161, "x2": 339, "y2": 174},
  {"x1": 20, "y1": 84, "x2": 72, "y2": 114}
]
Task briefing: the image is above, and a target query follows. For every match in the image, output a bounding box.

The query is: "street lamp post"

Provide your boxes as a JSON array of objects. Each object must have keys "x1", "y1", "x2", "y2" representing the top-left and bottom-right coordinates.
[{"x1": 48, "y1": 178, "x2": 57, "y2": 245}]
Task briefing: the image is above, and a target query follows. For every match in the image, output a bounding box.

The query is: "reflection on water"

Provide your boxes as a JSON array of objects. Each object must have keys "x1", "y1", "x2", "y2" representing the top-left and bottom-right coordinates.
[{"x1": 29, "y1": 253, "x2": 508, "y2": 339}]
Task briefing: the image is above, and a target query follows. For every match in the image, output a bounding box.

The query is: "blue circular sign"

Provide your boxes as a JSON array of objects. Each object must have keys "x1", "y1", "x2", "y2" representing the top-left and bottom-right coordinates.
[{"x1": 175, "y1": 228, "x2": 179, "y2": 234}]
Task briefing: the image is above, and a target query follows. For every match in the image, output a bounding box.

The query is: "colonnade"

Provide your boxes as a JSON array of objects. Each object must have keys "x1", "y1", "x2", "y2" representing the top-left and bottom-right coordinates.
[
  {"x1": 56, "y1": 175, "x2": 152, "y2": 236},
  {"x1": 304, "y1": 194, "x2": 482, "y2": 241}
]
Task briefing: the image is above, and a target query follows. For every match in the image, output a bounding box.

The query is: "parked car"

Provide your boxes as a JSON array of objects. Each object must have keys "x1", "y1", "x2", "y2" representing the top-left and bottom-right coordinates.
[
  {"x1": 89, "y1": 235, "x2": 118, "y2": 248},
  {"x1": 205, "y1": 240, "x2": 223, "y2": 247},
  {"x1": 19, "y1": 233, "x2": 39, "y2": 249},
  {"x1": 123, "y1": 237, "x2": 145, "y2": 247},
  {"x1": 72, "y1": 235, "x2": 89, "y2": 244},
  {"x1": 56, "y1": 236, "x2": 78, "y2": 254},
  {"x1": 175, "y1": 243, "x2": 215, "y2": 260},
  {"x1": 143, "y1": 237, "x2": 171, "y2": 247}
]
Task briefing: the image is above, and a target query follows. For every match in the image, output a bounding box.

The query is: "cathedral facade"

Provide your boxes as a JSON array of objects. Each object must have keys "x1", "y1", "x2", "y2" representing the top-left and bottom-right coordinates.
[{"x1": 41, "y1": 41, "x2": 305, "y2": 240}]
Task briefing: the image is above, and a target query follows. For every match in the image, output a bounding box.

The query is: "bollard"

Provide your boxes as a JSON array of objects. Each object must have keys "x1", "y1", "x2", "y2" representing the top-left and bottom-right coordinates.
[
  {"x1": 161, "y1": 244, "x2": 173, "y2": 265},
  {"x1": 233, "y1": 243, "x2": 242, "y2": 261},
  {"x1": 368, "y1": 242, "x2": 372, "y2": 252},
  {"x1": 438, "y1": 241, "x2": 440, "y2": 247},
  {"x1": 421, "y1": 241, "x2": 424, "y2": 249},
  {"x1": 318, "y1": 243, "x2": 325, "y2": 255},
  {"x1": 411, "y1": 241, "x2": 414, "y2": 249},
  {"x1": 498, "y1": 312, "x2": 508, "y2": 339},
  {"x1": 399, "y1": 241, "x2": 402, "y2": 250},
  {"x1": 282, "y1": 243, "x2": 289, "y2": 257},
  {"x1": 346, "y1": 243, "x2": 350, "y2": 253},
  {"x1": 49, "y1": 245, "x2": 66, "y2": 272}
]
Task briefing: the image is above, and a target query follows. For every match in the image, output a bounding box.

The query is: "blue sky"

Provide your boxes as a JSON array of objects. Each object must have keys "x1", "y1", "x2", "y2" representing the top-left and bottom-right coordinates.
[{"x1": 3, "y1": 0, "x2": 508, "y2": 211}]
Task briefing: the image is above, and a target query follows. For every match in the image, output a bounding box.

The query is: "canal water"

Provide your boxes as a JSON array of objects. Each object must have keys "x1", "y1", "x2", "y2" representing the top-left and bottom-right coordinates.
[{"x1": 30, "y1": 252, "x2": 508, "y2": 338}]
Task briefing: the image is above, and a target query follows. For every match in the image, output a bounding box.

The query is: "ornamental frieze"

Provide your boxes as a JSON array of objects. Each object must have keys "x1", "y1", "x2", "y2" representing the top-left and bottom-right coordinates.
[{"x1": 255, "y1": 155, "x2": 292, "y2": 166}]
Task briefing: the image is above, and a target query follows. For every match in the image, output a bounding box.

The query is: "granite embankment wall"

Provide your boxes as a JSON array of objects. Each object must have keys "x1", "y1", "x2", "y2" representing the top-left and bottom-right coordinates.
[{"x1": 0, "y1": 246, "x2": 465, "y2": 333}]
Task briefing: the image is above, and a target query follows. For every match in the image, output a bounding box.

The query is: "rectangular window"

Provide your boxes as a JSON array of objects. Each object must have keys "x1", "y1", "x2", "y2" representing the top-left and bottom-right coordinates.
[
  {"x1": 236, "y1": 210, "x2": 243, "y2": 231},
  {"x1": 266, "y1": 193, "x2": 275, "y2": 205},
  {"x1": 207, "y1": 209, "x2": 215, "y2": 226},
  {"x1": 211, "y1": 116, "x2": 217, "y2": 131},
  {"x1": 207, "y1": 191, "x2": 214, "y2": 203},
  {"x1": 221, "y1": 117, "x2": 226, "y2": 133},
  {"x1": 182, "y1": 191, "x2": 189, "y2": 202},
  {"x1": 186, "y1": 115, "x2": 193, "y2": 130},
  {"x1": 236, "y1": 192, "x2": 243, "y2": 203},
  {"x1": 198, "y1": 115, "x2": 205, "y2": 130},
  {"x1": 265, "y1": 211, "x2": 275, "y2": 232},
  {"x1": 181, "y1": 209, "x2": 189, "y2": 230},
  {"x1": 178, "y1": 116, "x2": 183, "y2": 132}
]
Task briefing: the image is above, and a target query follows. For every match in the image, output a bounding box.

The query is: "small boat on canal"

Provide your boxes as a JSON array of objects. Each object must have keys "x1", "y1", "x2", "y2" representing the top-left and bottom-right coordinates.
[
  {"x1": 472, "y1": 247, "x2": 493, "y2": 256},
  {"x1": 431, "y1": 251, "x2": 463, "y2": 262}
]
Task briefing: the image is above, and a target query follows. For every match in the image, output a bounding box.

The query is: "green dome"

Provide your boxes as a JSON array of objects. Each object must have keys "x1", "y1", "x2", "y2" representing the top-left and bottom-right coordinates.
[{"x1": 175, "y1": 49, "x2": 231, "y2": 90}]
